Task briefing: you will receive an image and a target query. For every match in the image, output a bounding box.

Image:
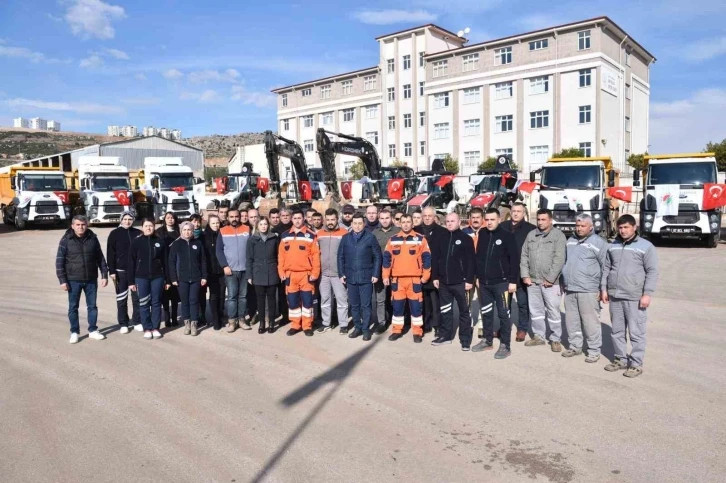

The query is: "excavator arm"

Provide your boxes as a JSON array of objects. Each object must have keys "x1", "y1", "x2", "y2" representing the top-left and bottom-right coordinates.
[
  {"x1": 263, "y1": 130, "x2": 309, "y2": 186},
  {"x1": 316, "y1": 129, "x2": 381, "y2": 181}
]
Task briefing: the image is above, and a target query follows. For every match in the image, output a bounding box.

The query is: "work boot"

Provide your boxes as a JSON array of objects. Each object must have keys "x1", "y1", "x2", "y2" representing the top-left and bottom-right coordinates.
[
  {"x1": 348, "y1": 328, "x2": 363, "y2": 339},
  {"x1": 551, "y1": 341, "x2": 563, "y2": 352},
  {"x1": 227, "y1": 318, "x2": 238, "y2": 333},
  {"x1": 304, "y1": 329, "x2": 314, "y2": 337},
  {"x1": 604, "y1": 359, "x2": 628, "y2": 372},
  {"x1": 585, "y1": 354, "x2": 600, "y2": 363},
  {"x1": 184, "y1": 319, "x2": 191, "y2": 335},
  {"x1": 561, "y1": 348, "x2": 582, "y2": 358},
  {"x1": 258, "y1": 318, "x2": 267, "y2": 334},
  {"x1": 524, "y1": 335, "x2": 546, "y2": 347},
  {"x1": 388, "y1": 333, "x2": 402, "y2": 341},
  {"x1": 413, "y1": 335, "x2": 423, "y2": 343},
  {"x1": 376, "y1": 323, "x2": 387, "y2": 334},
  {"x1": 623, "y1": 366, "x2": 643, "y2": 378},
  {"x1": 191, "y1": 321, "x2": 198, "y2": 336},
  {"x1": 267, "y1": 317, "x2": 276, "y2": 334},
  {"x1": 241, "y1": 319, "x2": 252, "y2": 330},
  {"x1": 287, "y1": 328, "x2": 302, "y2": 336},
  {"x1": 515, "y1": 330, "x2": 526, "y2": 342},
  {"x1": 362, "y1": 331, "x2": 372, "y2": 341}
]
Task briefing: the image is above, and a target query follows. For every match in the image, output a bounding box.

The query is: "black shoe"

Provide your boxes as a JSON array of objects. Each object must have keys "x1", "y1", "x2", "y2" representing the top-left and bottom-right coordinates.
[
  {"x1": 362, "y1": 332, "x2": 372, "y2": 341},
  {"x1": 388, "y1": 333, "x2": 402, "y2": 341},
  {"x1": 376, "y1": 324, "x2": 387, "y2": 334},
  {"x1": 434, "y1": 328, "x2": 441, "y2": 338},
  {"x1": 213, "y1": 325, "x2": 222, "y2": 331},
  {"x1": 461, "y1": 345, "x2": 471, "y2": 352},
  {"x1": 431, "y1": 337, "x2": 452, "y2": 347},
  {"x1": 339, "y1": 326, "x2": 349, "y2": 335},
  {"x1": 287, "y1": 328, "x2": 302, "y2": 336},
  {"x1": 304, "y1": 329, "x2": 314, "y2": 337},
  {"x1": 348, "y1": 328, "x2": 363, "y2": 339},
  {"x1": 268, "y1": 325, "x2": 276, "y2": 334},
  {"x1": 413, "y1": 335, "x2": 423, "y2": 343},
  {"x1": 258, "y1": 323, "x2": 267, "y2": 334}
]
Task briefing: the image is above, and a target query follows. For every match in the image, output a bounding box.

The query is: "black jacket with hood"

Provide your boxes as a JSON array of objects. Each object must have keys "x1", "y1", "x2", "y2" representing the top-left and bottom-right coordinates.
[{"x1": 107, "y1": 225, "x2": 142, "y2": 275}]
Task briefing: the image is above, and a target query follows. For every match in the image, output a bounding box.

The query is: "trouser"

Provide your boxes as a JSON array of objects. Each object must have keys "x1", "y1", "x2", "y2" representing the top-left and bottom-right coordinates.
[
  {"x1": 391, "y1": 277, "x2": 423, "y2": 336},
  {"x1": 372, "y1": 280, "x2": 391, "y2": 327},
  {"x1": 439, "y1": 283, "x2": 472, "y2": 346},
  {"x1": 201, "y1": 274, "x2": 225, "y2": 328},
  {"x1": 347, "y1": 282, "x2": 373, "y2": 332},
  {"x1": 136, "y1": 277, "x2": 164, "y2": 331},
  {"x1": 114, "y1": 270, "x2": 140, "y2": 327},
  {"x1": 277, "y1": 282, "x2": 289, "y2": 322},
  {"x1": 178, "y1": 281, "x2": 201, "y2": 321},
  {"x1": 313, "y1": 279, "x2": 322, "y2": 323},
  {"x1": 224, "y1": 270, "x2": 248, "y2": 321},
  {"x1": 479, "y1": 282, "x2": 512, "y2": 348},
  {"x1": 320, "y1": 275, "x2": 349, "y2": 328},
  {"x1": 67, "y1": 280, "x2": 98, "y2": 334},
  {"x1": 564, "y1": 291, "x2": 602, "y2": 356},
  {"x1": 247, "y1": 282, "x2": 256, "y2": 320},
  {"x1": 254, "y1": 284, "x2": 277, "y2": 322},
  {"x1": 528, "y1": 283, "x2": 562, "y2": 342},
  {"x1": 423, "y1": 286, "x2": 440, "y2": 331},
  {"x1": 510, "y1": 284, "x2": 530, "y2": 332},
  {"x1": 162, "y1": 284, "x2": 179, "y2": 323},
  {"x1": 609, "y1": 297, "x2": 647, "y2": 367},
  {"x1": 285, "y1": 271, "x2": 315, "y2": 330}
]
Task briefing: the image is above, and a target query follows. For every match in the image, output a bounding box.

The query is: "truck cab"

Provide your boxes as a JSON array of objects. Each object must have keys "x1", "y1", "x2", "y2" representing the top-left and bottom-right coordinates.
[
  {"x1": 225, "y1": 163, "x2": 261, "y2": 209},
  {"x1": 141, "y1": 157, "x2": 198, "y2": 221},
  {"x1": 0, "y1": 167, "x2": 72, "y2": 230},
  {"x1": 74, "y1": 156, "x2": 134, "y2": 225},
  {"x1": 636, "y1": 153, "x2": 720, "y2": 247},
  {"x1": 468, "y1": 155, "x2": 518, "y2": 218}
]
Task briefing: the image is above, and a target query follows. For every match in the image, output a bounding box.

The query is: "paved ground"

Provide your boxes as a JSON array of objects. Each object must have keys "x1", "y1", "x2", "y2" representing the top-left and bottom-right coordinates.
[{"x1": 1, "y1": 224, "x2": 725, "y2": 483}]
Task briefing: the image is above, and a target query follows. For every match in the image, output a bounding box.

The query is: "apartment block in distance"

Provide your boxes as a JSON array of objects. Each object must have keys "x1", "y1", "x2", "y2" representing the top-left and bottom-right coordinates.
[
  {"x1": 272, "y1": 17, "x2": 654, "y2": 177},
  {"x1": 14, "y1": 117, "x2": 60, "y2": 131}
]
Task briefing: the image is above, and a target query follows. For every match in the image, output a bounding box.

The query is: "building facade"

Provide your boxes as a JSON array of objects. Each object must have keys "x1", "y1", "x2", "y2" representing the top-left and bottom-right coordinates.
[
  {"x1": 272, "y1": 17, "x2": 654, "y2": 177},
  {"x1": 13, "y1": 118, "x2": 30, "y2": 128},
  {"x1": 13, "y1": 117, "x2": 61, "y2": 131}
]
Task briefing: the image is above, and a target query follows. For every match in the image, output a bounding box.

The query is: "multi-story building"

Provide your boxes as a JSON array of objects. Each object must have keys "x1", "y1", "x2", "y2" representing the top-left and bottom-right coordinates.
[
  {"x1": 47, "y1": 120, "x2": 61, "y2": 132},
  {"x1": 159, "y1": 128, "x2": 170, "y2": 139},
  {"x1": 272, "y1": 17, "x2": 654, "y2": 177},
  {"x1": 143, "y1": 126, "x2": 159, "y2": 137},
  {"x1": 121, "y1": 125, "x2": 138, "y2": 137},
  {"x1": 108, "y1": 125, "x2": 121, "y2": 136},
  {"x1": 30, "y1": 118, "x2": 48, "y2": 130},
  {"x1": 13, "y1": 118, "x2": 30, "y2": 128},
  {"x1": 170, "y1": 129, "x2": 182, "y2": 141},
  {"x1": 13, "y1": 117, "x2": 61, "y2": 131}
]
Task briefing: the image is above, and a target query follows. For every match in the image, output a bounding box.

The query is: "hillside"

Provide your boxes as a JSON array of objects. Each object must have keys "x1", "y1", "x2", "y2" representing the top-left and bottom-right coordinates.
[{"x1": 185, "y1": 132, "x2": 266, "y2": 158}]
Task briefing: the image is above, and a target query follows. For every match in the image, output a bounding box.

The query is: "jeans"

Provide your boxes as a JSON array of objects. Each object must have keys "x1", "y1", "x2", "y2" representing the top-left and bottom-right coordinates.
[
  {"x1": 224, "y1": 271, "x2": 248, "y2": 321},
  {"x1": 136, "y1": 277, "x2": 164, "y2": 331},
  {"x1": 67, "y1": 280, "x2": 98, "y2": 334},
  {"x1": 510, "y1": 284, "x2": 530, "y2": 332},
  {"x1": 114, "y1": 270, "x2": 140, "y2": 327},
  {"x1": 347, "y1": 282, "x2": 373, "y2": 332},
  {"x1": 178, "y1": 281, "x2": 201, "y2": 321}
]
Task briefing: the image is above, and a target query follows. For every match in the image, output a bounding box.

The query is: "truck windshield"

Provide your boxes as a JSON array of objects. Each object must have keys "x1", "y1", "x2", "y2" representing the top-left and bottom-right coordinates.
[
  {"x1": 541, "y1": 166, "x2": 600, "y2": 189},
  {"x1": 648, "y1": 162, "x2": 717, "y2": 186},
  {"x1": 475, "y1": 176, "x2": 502, "y2": 194},
  {"x1": 160, "y1": 174, "x2": 194, "y2": 190},
  {"x1": 22, "y1": 175, "x2": 67, "y2": 191},
  {"x1": 93, "y1": 176, "x2": 130, "y2": 191}
]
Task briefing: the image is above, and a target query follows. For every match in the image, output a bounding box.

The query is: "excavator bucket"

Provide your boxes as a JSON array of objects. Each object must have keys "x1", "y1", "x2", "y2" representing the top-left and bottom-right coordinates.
[
  {"x1": 311, "y1": 193, "x2": 341, "y2": 217},
  {"x1": 259, "y1": 197, "x2": 283, "y2": 218}
]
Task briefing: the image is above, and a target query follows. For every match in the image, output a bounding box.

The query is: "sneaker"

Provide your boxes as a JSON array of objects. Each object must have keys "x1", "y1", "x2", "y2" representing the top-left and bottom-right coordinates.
[
  {"x1": 461, "y1": 345, "x2": 470, "y2": 352},
  {"x1": 120, "y1": 326, "x2": 130, "y2": 335},
  {"x1": 561, "y1": 348, "x2": 582, "y2": 358},
  {"x1": 287, "y1": 328, "x2": 302, "y2": 336},
  {"x1": 134, "y1": 324, "x2": 143, "y2": 332},
  {"x1": 494, "y1": 346, "x2": 511, "y2": 359},
  {"x1": 524, "y1": 336, "x2": 546, "y2": 347},
  {"x1": 388, "y1": 333, "x2": 402, "y2": 341},
  {"x1": 143, "y1": 331, "x2": 153, "y2": 340},
  {"x1": 316, "y1": 325, "x2": 332, "y2": 333},
  {"x1": 152, "y1": 330, "x2": 162, "y2": 339},
  {"x1": 88, "y1": 331, "x2": 106, "y2": 340},
  {"x1": 339, "y1": 326, "x2": 350, "y2": 335},
  {"x1": 241, "y1": 321, "x2": 252, "y2": 331},
  {"x1": 623, "y1": 366, "x2": 643, "y2": 378},
  {"x1": 585, "y1": 354, "x2": 600, "y2": 363},
  {"x1": 471, "y1": 340, "x2": 494, "y2": 352},
  {"x1": 413, "y1": 335, "x2": 423, "y2": 343},
  {"x1": 431, "y1": 337, "x2": 452, "y2": 347},
  {"x1": 604, "y1": 359, "x2": 628, "y2": 372},
  {"x1": 362, "y1": 332, "x2": 372, "y2": 341},
  {"x1": 375, "y1": 324, "x2": 387, "y2": 334},
  {"x1": 348, "y1": 328, "x2": 363, "y2": 339},
  {"x1": 304, "y1": 329, "x2": 314, "y2": 337},
  {"x1": 551, "y1": 341, "x2": 562, "y2": 352},
  {"x1": 69, "y1": 333, "x2": 79, "y2": 344}
]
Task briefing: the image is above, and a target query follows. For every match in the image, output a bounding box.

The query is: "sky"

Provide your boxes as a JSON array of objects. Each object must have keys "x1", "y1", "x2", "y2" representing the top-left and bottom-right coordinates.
[{"x1": 0, "y1": 0, "x2": 725, "y2": 153}]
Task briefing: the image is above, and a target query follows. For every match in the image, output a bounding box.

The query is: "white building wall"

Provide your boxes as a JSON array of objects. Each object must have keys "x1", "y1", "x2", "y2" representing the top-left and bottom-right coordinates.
[
  {"x1": 599, "y1": 68, "x2": 621, "y2": 169},
  {"x1": 459, "y1": 86, "x2": 484, "y2": 175},
  {"x1": 427, "y1": 92, "x2": 454, "y2": 160},
  {"x1": 631, "y1": 79, "x2": 649, "y2": 156},
  {"x1": 560, "y1": 70, "x2": 596, "y2": 155},
  {"x1": 489, "y1": 83, "x2": 517, "y2": 161}
]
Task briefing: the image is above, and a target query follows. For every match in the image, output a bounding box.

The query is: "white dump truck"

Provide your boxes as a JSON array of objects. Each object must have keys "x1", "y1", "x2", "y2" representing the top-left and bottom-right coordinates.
[
  {"x1": 635, "y1": 152, "x2": 721, "y2": 248},
  {"x1": 0, "y1": 166, "x2": 72, "y2": 230},
  {"x1": 138, "y1": 157, "x2": 198, "y2": 221},
  {"x1": 72, "y1": 156, "x2": 134, "y2": 225}
]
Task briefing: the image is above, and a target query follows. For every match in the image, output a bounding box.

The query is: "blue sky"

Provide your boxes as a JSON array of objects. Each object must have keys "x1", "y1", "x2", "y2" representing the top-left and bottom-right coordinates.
[{"x1": 1, "y1": 0, "x2": 725, "y2": 153}]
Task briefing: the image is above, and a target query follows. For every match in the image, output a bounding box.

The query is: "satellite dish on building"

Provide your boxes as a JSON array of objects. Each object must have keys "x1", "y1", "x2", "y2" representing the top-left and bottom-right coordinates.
[
  {"x1": 464, "y1": 27, "x2": 471, "y2": 35},
  {"x1": 457, "y1": 30, "x2": 464, "y2": 37}
]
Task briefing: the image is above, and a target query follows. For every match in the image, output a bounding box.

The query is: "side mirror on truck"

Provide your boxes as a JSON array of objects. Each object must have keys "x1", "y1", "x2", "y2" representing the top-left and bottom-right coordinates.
[
  {"x1": 607, "y1": 169, "x2": 616, "y2": 188},
  {"x1": 71, "y1": 178, "x2": 76, "y2": 190},
  {"x1": 151, "y1": 178, "x2": 159, "y2": 189},
  {"x1": 529, "y1": 171, "x2": 536, "y2": 183},
  {"x1": 134, "y1": 178, "x2": 140, "y2": 189},
  {"x1": 10, "y1": 176, "x2": 16, "y2": 190},
  {"x1": 632, "y1": 169, "x2": 640, "y2": 187}
]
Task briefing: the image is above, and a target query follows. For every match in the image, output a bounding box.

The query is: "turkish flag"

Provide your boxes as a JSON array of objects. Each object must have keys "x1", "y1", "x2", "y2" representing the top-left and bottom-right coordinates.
[
  {"x1": 214, "y1": 177, "x2": 226, "y2": 195},
  {"x1": 298, "y1": 180, "x2": 312, "y2": 201},
  {"x1": 257, "y1": 177, "x2": 270, "y2": 193},
  {"x1": 501, "y1": 172, "x2": 513, "y2": 187},
  {"x1": 53, "y1": 191, "x2": 69, "y2": 204},
  {"x1": 607, "y1": 186, "x2": 633, "y2": 203},
  {"x1": 388, "y1": 178, "x2": 405, "y2": 200},
  {"x1": 341, "y1": 181, "x2": 352, "y2": 200},
  {"x1": 470, "y1": 193, "x2": 494, "y2": 207},
  {"x1": 517, "y1": 181, "x2": 538, "y2": 194},
  {"x1": 172, "y1": 186, "x2": 185, "y2": 194},
  {"x1": 435, "y1": 175, "x2": 454, "y2": 188},
  {"x1": 703, "y1": 183, "x2": 726, "y2": 210},
  {"x1": 113, "y1": 190, "x2": 131, "y2": 206}
]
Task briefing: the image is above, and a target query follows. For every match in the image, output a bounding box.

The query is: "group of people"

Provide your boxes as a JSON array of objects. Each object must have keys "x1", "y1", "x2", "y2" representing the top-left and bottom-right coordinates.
[{"x1": 55, "y1": 200, "x2": 658, "y2": 378}]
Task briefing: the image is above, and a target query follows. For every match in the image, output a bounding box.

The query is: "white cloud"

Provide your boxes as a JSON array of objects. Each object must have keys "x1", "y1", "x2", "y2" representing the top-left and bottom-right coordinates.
[
  {"x1": 4, "y1": 97, "x2": 124, "y2": 115},
  {"x1": 0, "y1": 44, "x2": 68, "y2": 64},
  {"x1": 230, "y1": 85, "x2": 276, "y2": 108},
  {"x1": 134, "y1": 73, "x2": 147, "y2": 81},
  {"x1": 677, "y1": 37, "x2": 726, "y2": 62},
  {"x1": 352, "y1": 9, "x2": 437, "y2": 25},
  {"x1": 650, "y1": 88, "x2": 726, "y2": 152},
  {"x1": 163, "y1": 68, "x2": 184, "y2": 79},
  {"x1": 188, "y1": 68, "x2": 241, "y2": 84},
  {"x1": 80, "y1": 54, "x2": 103, "y2": 68},
  {"x1": 102, "y1": 47, "x2": 129, "y2": 60},
  {"x1": 180, "y1": 90, "x2": 221, "y2": 102},
  {"x1": 64, "y1": 0, "x2": 127, "y2": 40}
]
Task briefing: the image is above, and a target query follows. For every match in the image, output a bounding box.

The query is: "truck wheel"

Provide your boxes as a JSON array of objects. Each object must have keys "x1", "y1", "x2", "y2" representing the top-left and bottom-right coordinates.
[
  {"x1": 2, "y1": 209, "x2": 10, "y2": 225},
  {"x1": 15, "y1": 214, "x2": 26, "y2": 230},
  {"x1": 705, "y1": 233, "x2": 719, "y2": 248}
]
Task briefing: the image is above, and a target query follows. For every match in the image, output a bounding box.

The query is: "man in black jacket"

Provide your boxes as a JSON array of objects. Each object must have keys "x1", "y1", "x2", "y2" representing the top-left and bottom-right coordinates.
[
  {"x1": 420, "y1": 207, "x2": 447, "y2": 337},
  {"x1": 107, "y1": 212, "x2": 142, "y2": 334},
  {"x1": 472, "y1": 208, "x2": 519, "y2": 358},
  {"x1": 500, "y1": 202, "x2": 536, "y2": 342},
  {"x1": 272, "y1": 207, "x2": 293, "y2": 324},
  {"x1": 431, "y1": 213, "x2": 475, "y2": 350},
  {"x1": 56, "y1": 215, "x2": 109, "y2": 344}
]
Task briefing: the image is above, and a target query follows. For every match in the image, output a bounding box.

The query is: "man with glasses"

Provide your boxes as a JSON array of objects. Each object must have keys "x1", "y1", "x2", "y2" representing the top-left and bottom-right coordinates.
[{"x1": 393, "y1": 211, "x2": 403, "y2": 228}]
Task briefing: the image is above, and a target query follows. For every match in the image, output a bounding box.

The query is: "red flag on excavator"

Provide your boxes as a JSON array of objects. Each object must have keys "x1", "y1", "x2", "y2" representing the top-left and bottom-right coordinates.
[
  {"x1": 341, "y1": 181, "x2": 352, "y2": 200},
  {"x1": 388, "y1": 178, "x2": 405, "y2": 200},
  {"x1": 257, "y1": 177, "x2": 270, "y2": 193},
  {"x1": 607, "y1": 186, "x2": 633, "y2": 203},
  {"x1": 435, "y1": 175, "x2": 454, "y2": 188},
  {"x1": 214, "y1": 178, "x2": 226, "y2": 195},
  {"x1": 501, "y1": 172, "x2": 513, "y2": 187},
  {"x1": 172, "y1": 186, "x2": 185, "y2": 194},
  {"x1": 703, "y1": 183, "x2": 726, "y2": 210},
  {"x1": 298, "y1": 181, "x2": 312, "y2": 201},
  {"x1": 113, "y1": 190, "x2": 131, "y2": 206}
]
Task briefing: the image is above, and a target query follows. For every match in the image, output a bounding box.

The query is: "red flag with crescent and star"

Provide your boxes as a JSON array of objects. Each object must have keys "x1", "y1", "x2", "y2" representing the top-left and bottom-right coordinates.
[
  {"x1": 172, "y1": 186, "x2": 185, "y2": 194},
  {"x1": 257, "y1": 177, "x2": 270, "y2": 193},
  {"x1": 470, "y1": 193, "x2": 495, "y2": 207},
  {"x1": 703, "y1": 183, "x2": 726, "y2": 210},
  {"x1": 214, "y1": 178, "x2": 226, "y2": 195},
  {"x1": 607, "y1": 186, "x2": 633, "y2": 203},
  {"x1": 113, "y1": 190, "x2": 131, "y2": 206},
  {"x1": 517, "y1": 181, "x2": 538, "y2": 194},
  {"x1": 53, "y1": 191, "x2": 69, "y2": 204},
  {"x1": 434, "y1": 175, "x2": 454, "y2": 188},
  {"x1": 388, "y1": 178, "x2": 405, "y2": 200},
  {"x1": 298, "y1": 181, "x2": 312, "y2": 201},
  {"x1": 341, "y1": 181, "x2": 352, "y2": 200},
  {"x1": 500, "y1": 172, "x2": 513, "y2": 187}
]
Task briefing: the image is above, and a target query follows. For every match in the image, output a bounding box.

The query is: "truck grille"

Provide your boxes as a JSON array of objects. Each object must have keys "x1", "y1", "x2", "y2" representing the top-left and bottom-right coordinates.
[
  {"x1": 102, "y1": 201, "x2": 125, "y2": 214},
  {"x1": 35, "y1": 201, "x2": 59, "y2": 214},
  {"x1": 172, "y1": 200, "x2": 190, "y2": 211},
  {"x1": 663, "y1": 204, "x2": 699, "y2": 224},
  {"x1": 553, "y1": 203, "x2": 578, "y2": 223}
]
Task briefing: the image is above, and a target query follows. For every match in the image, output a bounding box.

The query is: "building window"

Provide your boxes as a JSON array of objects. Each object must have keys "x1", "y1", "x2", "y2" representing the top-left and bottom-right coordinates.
[
  {"x1": 419, "y1": 52, "x2": 425, "y2": 67},
  {"x1": 364, "y1": 75, "x2": 377, "y2": 91},
  {"x1": 387, "y1": 87, "x2": 395, "y2": 102},
  {"x1": 366, "y1": 131, "x2": 378, "y2": 145},
  {"x1": 304, "y1": 139, "x2": 314, "y2": 152},
  {"x1": 403, "y1": 54, "x2": 411, "y2": 70},
  {"x1": 530, "y1": 110, "x2": 549, "y2": 129},
  {"x1": 419, "y1": 111, "x2": 425, "y2": 127},
  {"x1": 388, "y1": 144, "x2": 396, "y2": 158},
  {"x1": 343, "y1": 108, "x2": 355, "y2": 123},
  {"x1": 579, "y1": 69, "x2": 592, "y2": 87},
  {"x1": 625, "y1": 50, "x2": 631, "y2": 66},
  {"x1": 419, "y1": 81, "x2": 425, "y2": 96},
  {"x1": 420, "y1": 141, "x2": 426, "y2": 156},
  {"x1": 321, "y1": 112, "x2": 333, "y2": 126},
  {"x1": 302, "y1": 115, "x2": 313, "y2": 128},
  {"x1": 529, "y1": 39, "x2": 548, "y2": 51},
  {"x1": 432, "y1": 60, "x2": 448, "y2": 78},
  {"x1": 578, "y1": 30, "x2": 591, "y2": 50},
  {"x1": 495, "y1": 81, "x2": 513, "y2": 99},
  {"x1": 320, "y1": 84, "x2": 331, "y2": 99},
  {"x1": 434, "y1": 122, "x2": 450, "y2": 139},
  {"x1": 365, "y1": 105, "x2": 378, "y2": 119},
  {"x1": 625, "y1": 116, "x2": 631, "y2": 132},
  {"x1": 301, "y1": 88, "x2": 311, "y2": 97},
  {"x1": 282, "y1": 119, "x2": 289, "y2": 131},
  {"x1": 387, "y1": 59, "x2": 395, "y2": 74},
  {"x1": 495, "y1": 148, "x2": 513, "y2": 157},
  {"x1": 625, "y1": 148, "x2": 630, "y2": 162},
  {"x1": 434, "y1": 92, "x2": 450, "y2": 109},
  {"x1": 462, "y1": 53, "x2": 479, "y2": 72},
  {"x1": 579, "y1": 142, "x2": 592, "y2": 157},
  {"x1": 529, "y1": 76, "x2": 549, "y2": 95},
  {"x1": 529, "y1": 145, "x2": 550, "y2": 170},
  {"x1": 404, "y1": 142, "x2": 412, "y2": 157},
  {"x1": 403, "y1": 84, "x2": 411, "y2": 99},
  {"x1": 388, "y1": 116, "x2": 395, "y2": 130},
  {"x1": 464, "y1": 151, "x2": 480, "y2": 171},
  {"x1": 462, "y1": 87, "x2": 481, "y2": 104},
  {"x1": 579, "y1": 105, "x2": 592, "y2": 124},
  {"x1": 403, "y1": 113, "x2": 412, "y2": 128},
  {"x1": 625, "y1": 83, "x2": 631, "y2": 99},
  {"x1": 495, "y1": 46, "x2": 512, "y2": 65},
  {"x1": 495, "y1": 115, "x2": 513, "y2": 133},
  {"x1": 281, "y1": 94, "x2": 288, "y2": 107},
  {"x1": 341, "y1": 80, "x2": 353, "y2": 95},
  {"x1": 464, "y1": 119, "x2": 480, "y2": 136}
]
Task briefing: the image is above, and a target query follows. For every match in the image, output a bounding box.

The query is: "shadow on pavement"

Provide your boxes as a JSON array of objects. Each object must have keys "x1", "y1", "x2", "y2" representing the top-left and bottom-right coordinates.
[
  {"x1": 600, "y1": 322, "x2": 614, "y2": 361},
  {"x1": 249, "y1": 337, "x2": 382, "y2": 483}
]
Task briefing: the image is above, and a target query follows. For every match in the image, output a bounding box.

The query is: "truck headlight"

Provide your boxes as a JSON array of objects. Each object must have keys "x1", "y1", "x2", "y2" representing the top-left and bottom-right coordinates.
[
  {"x1": 645, "y1": 214, "x2": 653, "y2": 221},
  {"x1": 645, "y1": 222, "x2": 652, "y2": 228},
  {"x1": 711, "y1": 223, "x2": 719, "y2": 230},
  {"x1": 710, "y1": 214, "x2": 720, "y2": 222},
  {"x1": 594, "y1": 213, "x2": 601, "y2": 220},
  {"x1": 594, "y1": 221, "x2": 602, "y2": 227},
  {"x1": 64, "y1": 206, "x2": 71, "y2": 217}
]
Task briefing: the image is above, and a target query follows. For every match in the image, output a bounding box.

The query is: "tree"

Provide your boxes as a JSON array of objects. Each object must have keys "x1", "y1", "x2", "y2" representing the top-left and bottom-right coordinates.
[
  {"x1": 477, "y1": 156, "x2": 497, "y2": 172},
  {"x1": 705, "y1": 139, "x2": 726, "y2": 171},
  {"x1": 389, "y1": 158, "x2": 407, "y2": 168},
  {"x1": 348, "y1": 159, "x2": 366, "y2": 180},
  {"x1": 442, "y1": 154, "x2": 459, "y2": 174},
  {"x1": 204, "y1": 166, "x2": 228, "y2": 184},
  {"x1": 551, "y1": 147, "x2": 585, "y2": 158},
  {"x1": 627, "y1": 152, "x2": 648, "y2": 171}
]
